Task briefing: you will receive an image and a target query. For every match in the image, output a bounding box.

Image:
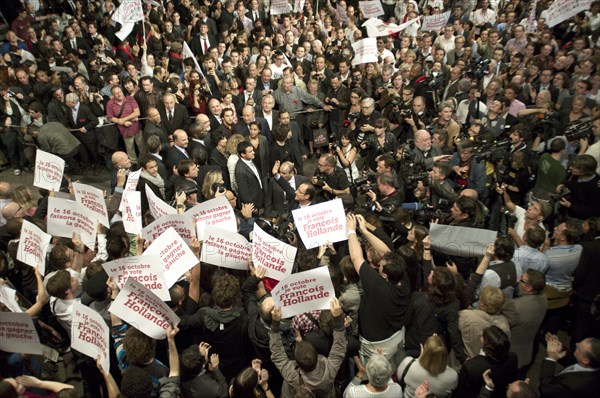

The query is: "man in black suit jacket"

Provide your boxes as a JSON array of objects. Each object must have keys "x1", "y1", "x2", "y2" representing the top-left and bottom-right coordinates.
[
  {"x1": 190, "y1": 22, "x2": 218, "y2": 57},
  {"x1": 265, "y1": 161, "x2": 308, "y2": 214},
  {"x1": 572, "y1": 235, "x2": 600, "y2": 347},
  {"x1": 534, "y1": 69, "x2": 560, "y2": 104},
  {"x1": 234, "y1": 105, "x2": 271, "y2": 142},
  {"x1": 235, "y1": 141, "x2": 265, "y2": 212},
  {"x1": 234, "y1": 76, "x2": 263, "y2": 114},
  {"x1": 256, "y1": 68, "x2": 278, "y2": 95},
  {"x1": 198, "y1": 6, "x2": 219, "y2": 38},
  {"x1": 207, "y1": 98, "x2": 223, "y2": 131},
  {"x1": 165, "y1": 130, "x2": 191, "y2": 173},
  {"x1": 159, "y1": 93, "x2": 191, "y2": 136},
  {"x1": 245, "y1": 0, "x2": 266, "y2": 26},
  {"x1": 144, "y1": 107, "x2": 170, "y2": 157},
  {"x1": 540, "y1": 333, "x2": 600, "y2": 398},
  {"x1": 63, "y1": 26, "x2": 91, "y2": 57},
  {"x1": 65, "y1": 93, "x2": 100, "y2": 171}
]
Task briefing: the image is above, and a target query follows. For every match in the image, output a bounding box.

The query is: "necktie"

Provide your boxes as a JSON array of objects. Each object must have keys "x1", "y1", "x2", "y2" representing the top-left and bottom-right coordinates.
[
  {"x1": 254, "y1": 11, "x2": 258, "y2": 21},
  {"x1": 72, "y1": 39, "x2": 77, "y2": 50},
  {"x1": 168, "y1": 110, "x2": 173, "y2": 121},
  {"x1": 203, "y1": 37, "x2": 208, "y2": 54},
  {"x1": 246, "y1": 92, "x2": 252, "y2": 103}
]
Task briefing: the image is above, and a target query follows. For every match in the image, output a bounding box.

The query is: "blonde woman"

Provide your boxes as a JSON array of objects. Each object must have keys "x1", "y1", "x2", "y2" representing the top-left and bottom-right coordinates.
[
  {"x1": 201, "y1": 170, "x2": 225, "y2": 201},
  {"x1": 1, "y1": 186, "x2": 37, "y2": 220},
  {"x1": 397, "y1": 334, "x2": 458, "y2": 398}
]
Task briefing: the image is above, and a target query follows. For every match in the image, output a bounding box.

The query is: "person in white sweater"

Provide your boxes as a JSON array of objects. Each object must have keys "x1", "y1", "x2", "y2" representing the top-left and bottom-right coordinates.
[{"x1": 344, "y1": 353, "x2": 403, "y2": 398}]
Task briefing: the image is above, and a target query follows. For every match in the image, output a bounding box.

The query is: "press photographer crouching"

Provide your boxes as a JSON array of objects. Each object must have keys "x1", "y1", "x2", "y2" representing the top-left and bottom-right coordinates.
[
  {"x1": 311, "y1": 153, "x2": 351, "y2": 202},
  {"x1": 363, "y1": 172, "x2": 403, "y2": 219}
]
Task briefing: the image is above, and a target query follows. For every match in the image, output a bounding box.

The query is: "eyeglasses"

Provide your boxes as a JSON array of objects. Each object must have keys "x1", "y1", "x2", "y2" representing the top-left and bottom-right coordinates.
[{"x1": 519, "y1": 278, "x2": 530, "y2": 286}]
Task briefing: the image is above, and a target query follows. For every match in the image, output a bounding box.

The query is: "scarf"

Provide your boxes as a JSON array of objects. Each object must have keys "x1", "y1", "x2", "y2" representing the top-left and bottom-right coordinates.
[{"x1": 141, "y1": 169, "x2": 165, "y2": 198}]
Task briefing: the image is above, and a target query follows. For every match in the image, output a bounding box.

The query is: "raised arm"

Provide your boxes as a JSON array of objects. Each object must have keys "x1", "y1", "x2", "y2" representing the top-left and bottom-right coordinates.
[{"x1": 346, "y1": 214, "x2": 364, "y2": 274}]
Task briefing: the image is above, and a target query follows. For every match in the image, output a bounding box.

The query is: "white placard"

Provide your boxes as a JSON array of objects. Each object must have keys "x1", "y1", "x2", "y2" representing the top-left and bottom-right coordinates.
[
  {"x1": 183, "y1": 41, "x2": 204, "y2": 76},
  {"x1": 144, "y1": 227, "x2": 199, "y2": 287},
  {"x1": 47, "y1": 197, "x2": 98, "y2": 250},
  {"x1": 16, "y1": 220, "x2": 51, "y2": 274},
  {"x1": 200, "y1": 227, "x2": 250, "y2": 270},
  {"x1": 271, "y1": 267, "x2": 335, "y2": 319},
  {"x1": 71, "y1": 302, "x2": 110, "y2": 372},
  {"x1": 102, "y1": 255, "x2": 170, "y2": 300},
  {"x1": 292, "y1": 198, "x2": 347, "y2": 248},
  {"x1": 294, "y1": 0, "x2": 305, "y2": 12},
  {"x1": 351, "y1": 38, "x2": 378, "y2": 66},
  {"x1": 72, "y1": 182, "x2": 110, "y2": 227},
  {"x1": 0, "y1": 312, "x2": 43, "y2": 355},
  {"x1": 187, "y1": 196, "x2": 237, "y2": 240},
  {"x1": 145, "y1": 184, "x2": 176, "y2": 220},
  {"x1": 109, "y1": 277, "x2": 180, "y2": 340},
  {"x1": 119, "y1": 169, "x2": 142, "y2": 212},
  {"x1": 362, "y1": 17, "x2": 419, "y2": 38},
  {"x1": 34, "y1": 149, "x2": 65, "y2": 192},
  {"x1": 270, "y1": 0, "x2": 293, "y2": 15},
  {"x1": 0, "y1": 284, "x2": 23, "y2": 313},
  {"x1": 143, "y1": 214, "x2": 195, "y2": 244},
  {"x1": 252, "y1": 224, "x2": 296, "y2": 281},
  {"x1": 421, "y1": 10, "x2": 451, "y2": 32},
  {"x1": 359, "y1": 1, "x2": 384, "y2": 18},
  {"x1": 429, "y1": 224, "x2": 498, "y2": 257},
  {"x1": 546, "y1": 0, "x2": 592, "y2": 27},
  {"x1": 122, "y1": 192, "x2": 142, "y2": 235}
]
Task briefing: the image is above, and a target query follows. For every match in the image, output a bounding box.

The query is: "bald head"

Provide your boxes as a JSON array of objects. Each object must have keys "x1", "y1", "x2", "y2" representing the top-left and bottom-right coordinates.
[
  {"x1": 0, "y1": 182, "x2": 11, "y2": 199},
  {"x1": 112, "y1": 151, "x2": 131, "y2": 169},
  {"x1": 460, "y1": 188, "x2": 479, "y2": 200}
]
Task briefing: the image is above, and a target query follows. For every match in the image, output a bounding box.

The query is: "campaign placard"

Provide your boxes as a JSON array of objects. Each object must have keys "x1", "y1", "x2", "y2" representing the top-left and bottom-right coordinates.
[
  {"x1": 0, "y1": 312, "x2": 43, "y2": 355},
  {"x1": 109, "y1": 277, "x2": 180, "y2": 339},
  {"x1": 359, "y1": 1, "x2": 384, "y2": 18},
  {"x1": 200, "y1": 227, "x2": 250, "y2": 270},
  {"x1": 421, "y1": 10, "x2": 451, "y2": 32},
  {"x1": 429, "y1": 224, "x2": 498, "y2": 257},
  {"x1": 0, "y1": 284, "x2": 23, "y2": 313},
  {"x1": 71, "y1": 302, "x2": 110, "y2": 372},
  {"x1": 187, "y1": 196, "x2": 237, "y2": 240},
  {"x1": 270, "y1": 0, "x2": 292, "y2": 15},
  {"x1": 102, "y1": 255, "x2": 170, "y2": 300},
  {"x1": 47, "y1": 197, "x2": 98, "y2": 250},
  {"x1": 34, "y1": 149, "x2": 65, "y2": 192},
  {"x1": 252, "y1": 224, "x2": 296, "y2": 281},
  {"x1": 72, "y1": 182, "x2": 110, "y2": 227},
  {"x1": 143, "y1": 214, "x2": 195, "y2": 244},
  {"x1": 122, "y1": 192, "x2": 142, "y2": 235},
  {"x1": 145, "y1": 184, "x2": 176, "y2": 220},
  {"x1": 16, "y1": 220, "x2": 51, "y2": 274},
  {"x1": 362, "y1": 17, "x2": 419, "y2": 38},
  {"x1": 271, "y1": 267, "x2": 336, "y2": 319},
  {"x1": 546, "y1": 0, "x2": 592, "y2": 27},
  {"x1": 144, "y1": 227, "x2": 199, "y2": 287},
  {"x1": 292, "y1": 198, "x2": 347, "y2": 248},
  {"x1": 351, "y1": 38, "x2": 378, "y2": 66},
  {"x1": 119, "y1": 169, "x2": 142, "y2": 212}
]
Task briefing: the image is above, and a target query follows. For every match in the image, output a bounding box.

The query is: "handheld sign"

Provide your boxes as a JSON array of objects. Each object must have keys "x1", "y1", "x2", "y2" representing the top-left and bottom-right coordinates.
[
  {"x1": 122, "y1": 191, "x2": 143, "y2": 235},
  {"x1": 252, "y1": 224, "x2": 296, "y2": 281},
  {"x1": 351, "y1": 38, "x2": 378, "y2": 66},
  {"x1": 186, "y1": 196, "x2": 237, "y2": 240},
  {"x1": 429, "y1": 224, "x2": 498, "y2": 257},
  {"x1": 109, "y1": 277, "x2": 180, "y2": 340},
  {"x1": 421, "y1": 11, "x2": 451, "y2": 32},
  {"x1": 119, "y1": 169, "x2": 142, "y2": 212},
  {"x1": 143, "y1": 214, "x2": 195, "y2": 244},
  {"x1": 47, "y1": 197, "x2": 98, "y2": 250},
  {"x1": 362, "y1": 17, "x2": 419, "y2": 38},
  {"x1": 17, "y1": 220, "x2": 51, "y2": 274},
  {"x1": 145, "y1": 184, "x2": 177, "y2": 220},
  {"x1": 144, "y1": 227, "x2": 199, "y2": 287},
  {"x1": 102, "y1": 255, "x2": 170, "y2": 300},
  {"x1": 201, "y1": 227, "x2": 250, "y2": 270},
  {"x1": 0, "y1": 312, "x2": 43, "y2": 355},
  {"x1": 72, "y1": 182, "x2": 110, "y2": 227},
  {"x1": 271, "y1": 267, "x2": 336, "y2": 319},
  {"x1": 270, "y1": 0, "x2": 292, "y2": 15},
  {"x1": 359, "y1": 1, "x2": 385, "y2": 18},
  {"x1": 0, "y1": 284, "x2": 23, "y2": 313},
  {"x1": 72, "y1": 302, "x2": 110, "y2": 372},
  {"x1": 34, "y1": 149, "x2": 65, "y2": 192},
  {"x1": 292, "y1": 198, "x2": 347, "y2": 248}
]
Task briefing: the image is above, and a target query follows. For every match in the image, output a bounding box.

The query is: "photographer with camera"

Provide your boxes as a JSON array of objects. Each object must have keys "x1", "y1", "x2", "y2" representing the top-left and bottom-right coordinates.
[
  {"x1": 450, "y1": 140, "x2": 487, "y2": 201},
  {"x1": 360, "y1": 118, "x2": 399, "y2": 172},
  {"x1": 312, "y1": 153, "x2": 351, "y2": 201},
  {"x1": 324, "y1": 73, "x2": 350, "y2": 139},
  {"x1": 402, "y1": 96, "x2": 429, "y2": 142},
  {"x1": 331, "y1": 130, "x2": 359, "y2": 182},
  {"x1": 427, "y1": 161, "x2": 459, "y2": 207},
  {"x1": 348, "y1": 69, "x2": 373, "y2": 99},
  {"x1": 584, "y1": 116, "x2": 600, "y2": 174},
  {"x1": 349, "y1": 97, "x2": 382, "y2": 144},
  {"x1": 364, "y1": 172, "x2": 404, "y2": 218}
]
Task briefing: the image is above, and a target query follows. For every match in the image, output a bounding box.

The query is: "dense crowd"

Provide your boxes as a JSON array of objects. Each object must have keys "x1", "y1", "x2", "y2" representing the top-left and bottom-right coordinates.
[{"x1": 1, "y1": 0, "x2": 600, "y2": 397}]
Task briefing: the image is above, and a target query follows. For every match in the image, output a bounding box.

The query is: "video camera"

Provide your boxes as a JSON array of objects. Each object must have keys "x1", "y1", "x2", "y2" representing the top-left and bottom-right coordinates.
[
  {"x1": 565, "y1": 117, "x2": 594, "y2": 141},
  {"x1": 473, "y1": 139, "x2": 511, "y2": 163}
]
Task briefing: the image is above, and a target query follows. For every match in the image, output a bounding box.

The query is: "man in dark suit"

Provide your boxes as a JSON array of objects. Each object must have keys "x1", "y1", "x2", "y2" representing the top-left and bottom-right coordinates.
[
  {"x1": 265, "y1": 161, "x2": 308, "y2": 214},
  {"x1": 63, "y1": 26, "x2": 91, "y2": 57},
  {"x1": 235, "y1": 141, "x2": 265, "y2": 212},
  {"x1": 65, "y1": 93, "x2": 100, "y2": 173},
  {"x1": 256, "y1": 68, "x2": 278, "y2": 95},
  {"x1": 165, "y1": 130, "x2": 190, "y2": 172},
  {"x1": 245, "y1": 0, "x2": 266, "y2": 26},
  {"x1": 234, "y1": 105, "x2": 271, "y2": 142},
  {"x1": 234, "y1": 76, "x2": 263, "y2": 114},
  {"x1": 255, "y1": 94, "x2": 278, "y2": 141},
  {"x1": 540, "y1": 333, "x2": 600, "y2": 397},
  {"x1": 159, "y1": 93, "x2": 191, "y2": 136},
  {"x1": 207, "y1": 98, "x2": 223, "y2": 131},
  {"x1": 190, "y1": 22, "x2": 218, "y2": 57},
  {"x1": 145, "y1": 135, "x2": 169, "y2": 184},
  {"x1": 572, "y1": 232, "x2": 600, "y2": 346},
  {"x1": 144, "y1": 107, "x2": 170, "y2": 156},
  {"x1": 198, "y1": 6, "x2": 218, "y2": 38},
  {"x1": 534, "y1": 69, "x2": 560, "y2": 104},
  {"x1": 218, "y1": 0, "x2": 235, "y2": 29}
]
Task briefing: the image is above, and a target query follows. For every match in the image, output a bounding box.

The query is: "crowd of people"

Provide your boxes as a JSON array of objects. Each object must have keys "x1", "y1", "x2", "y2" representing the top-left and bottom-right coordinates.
[{"x1": 1, "y1": 0, "x2": 600, "y2": 397}]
